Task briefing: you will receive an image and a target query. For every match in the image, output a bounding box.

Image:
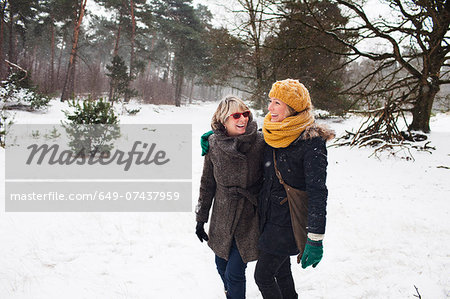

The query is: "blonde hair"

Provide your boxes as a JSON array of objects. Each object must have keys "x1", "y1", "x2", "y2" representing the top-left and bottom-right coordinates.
[{"x1": 211, "y1": 96, "x2": 252, "y2": 131}]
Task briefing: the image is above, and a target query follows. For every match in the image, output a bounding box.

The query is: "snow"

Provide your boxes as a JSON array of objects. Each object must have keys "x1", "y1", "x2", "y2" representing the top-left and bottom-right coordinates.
[{"x1": 0, "y1": 99, "x2": 449, "y2": 298}]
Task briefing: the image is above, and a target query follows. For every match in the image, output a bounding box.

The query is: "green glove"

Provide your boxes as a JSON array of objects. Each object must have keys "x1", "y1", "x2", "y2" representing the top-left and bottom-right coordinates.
[
  {"x1": 301, "y1": 238, "x2": 323, "y2": 269},
  {"x1": 201, "y1": 130, "x2": 214, "y2": 156}
]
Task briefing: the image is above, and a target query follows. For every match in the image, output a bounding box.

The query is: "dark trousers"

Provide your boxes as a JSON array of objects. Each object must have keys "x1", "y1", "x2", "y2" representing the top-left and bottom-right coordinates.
[
  {"x1": 215, "y1": 239, "x2": 247, "y2": 299},
  {"x1": 254, "y1": 250, "x2": 298, "y2": 299}
]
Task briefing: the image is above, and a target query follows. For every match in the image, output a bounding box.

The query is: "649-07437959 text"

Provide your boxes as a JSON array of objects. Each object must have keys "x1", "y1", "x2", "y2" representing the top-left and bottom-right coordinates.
[{"x1": 9, "y1": 191, "x2": 181, "y2": 201}]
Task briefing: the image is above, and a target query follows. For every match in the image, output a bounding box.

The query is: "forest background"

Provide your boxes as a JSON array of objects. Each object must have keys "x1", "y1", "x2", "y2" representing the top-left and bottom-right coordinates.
[{"x1": 0, "y1": 0, "x2": 449, "y2": 135}]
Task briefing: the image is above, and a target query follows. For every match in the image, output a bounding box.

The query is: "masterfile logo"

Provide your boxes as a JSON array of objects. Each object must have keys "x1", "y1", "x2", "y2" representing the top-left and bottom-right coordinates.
[
  {"x1": 5, "y1": 124, "x2": 192, "y2": 212},
  {"x1": 6, "y1": 124, "x2": 191, "y2": 179},
  {"x1": 25, "y1": 141, "x2": 170, "y2": 171}
]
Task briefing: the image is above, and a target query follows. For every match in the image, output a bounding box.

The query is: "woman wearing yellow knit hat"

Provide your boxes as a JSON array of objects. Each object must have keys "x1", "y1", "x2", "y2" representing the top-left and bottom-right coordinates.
[{"x1": 255, "y1": 79, "x2": 334, "y2": 298}]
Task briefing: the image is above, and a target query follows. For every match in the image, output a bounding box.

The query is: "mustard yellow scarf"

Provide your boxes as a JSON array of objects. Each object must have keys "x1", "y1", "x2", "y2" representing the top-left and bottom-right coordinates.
[{"x1": 263, "y1": 110, "x2": 315, "y2": 148}]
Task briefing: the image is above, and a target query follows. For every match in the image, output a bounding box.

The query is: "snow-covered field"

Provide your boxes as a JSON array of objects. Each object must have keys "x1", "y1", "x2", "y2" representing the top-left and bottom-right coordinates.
[{"x1": 0, "y1": 100, "x2": 448, "y2": 298}]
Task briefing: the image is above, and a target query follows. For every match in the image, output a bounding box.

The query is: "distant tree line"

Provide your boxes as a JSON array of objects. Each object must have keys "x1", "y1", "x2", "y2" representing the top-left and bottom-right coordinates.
[
  {"x1": 0, "y1": 0, "x2": 243, "y2": 106},
  {"x1": 0, "y1": 0, "x2": 448, "y2": 132}
]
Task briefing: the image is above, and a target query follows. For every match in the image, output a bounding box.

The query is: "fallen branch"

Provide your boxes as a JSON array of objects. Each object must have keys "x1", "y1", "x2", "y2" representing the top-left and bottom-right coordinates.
[
  {"x1": 4, "y1": 59, "x2": 28, "y2": 82},
  {"x1": 413, "y1": 285, "x2": 421, "y2": 299},
  {"x1": 437, "y1": 165, "x2": 449, "y2": 169},
  {"x1": 1, "y1": 103, "x2": 35, "y2": 112},
  {"x1": 411, "y1": 141, "x2": 436, "y2": 153},
  {"x1": 348, "y1": 107, "x2": 385, "y2": 114},
  {"x1": 334, "y1": 97, "x2": 435, "y2": 159}
]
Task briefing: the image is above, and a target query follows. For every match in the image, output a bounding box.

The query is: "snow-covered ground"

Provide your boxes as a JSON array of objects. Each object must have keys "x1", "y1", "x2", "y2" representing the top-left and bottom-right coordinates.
[{"x1": 0, "y1": 100, "x2": 448, "y2": 298}]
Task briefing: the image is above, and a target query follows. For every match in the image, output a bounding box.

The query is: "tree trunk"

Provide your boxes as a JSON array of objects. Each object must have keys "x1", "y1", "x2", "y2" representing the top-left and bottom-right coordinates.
[
  {"x1": 56, "y1": 36, "x2": 66, "y2": 90},
  {"x1": 129, "y1": 0, "x2": 136, "y2": 78},
  {"x1": 109, "y1": 16, "x2": 122, "y2": 102},
  {"x1": 0, "y1": 22, "x2": 3, "y2": 79},
  {"x1": 163, "y1": 51, "x2": 171, "y2": 82},
  {"x1": 61, "y1": 0, "x2": 88, "y2": 102},
  {"x1": 50, "y1": 14, "x2": 55, "y2": 92},
  {"x1": 69, "y1": 58, "x2": 76, "y2": 96},
  {"x1": 113, "y1": 17, "x2": 121, "y2": 57},
  {"x1": 247, "y1": 0, "x2": 266, "y2": 109},
  {"x1": 215, "y1": 85, "x2": 220, "y2": 99},
  {"x1": 0, "y1": 2, "x2": 5, "y2": 80},
  {"x1": 108, "y1": 80, "x2": 115, "y2": 102},
  {"x1": 146, "y1": 35, "x2": 155, "y2": 80},
  {"x1": 32, "y1": 44, "x2": 38, "y2": 78},
  {"x1": 124, "y1": 0, "x2": 136, "y2": 103},
  {"x1": 189, "y1": 77, "x2": 194, "y2": 104},
  {"x1": 174, "y1": 63, "x2": 184, "y2": 107},
  {"x1": 8, "y1": 6, "x2": 16, "y2": 67},
  {"x1": 409, "y1": 81, "x2": 439, "y2": 133}
]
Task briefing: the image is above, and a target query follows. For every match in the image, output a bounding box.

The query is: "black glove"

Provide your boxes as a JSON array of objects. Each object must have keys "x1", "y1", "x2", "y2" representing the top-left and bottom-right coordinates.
[{"x1": 195, "y1": 222, "x2": 209, "y2": 242}]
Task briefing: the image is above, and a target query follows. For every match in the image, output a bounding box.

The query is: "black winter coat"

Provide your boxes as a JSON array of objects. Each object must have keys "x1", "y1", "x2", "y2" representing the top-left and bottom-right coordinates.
[{"x1": 258, "y1": 124, "x2": 334, "y2": 256}]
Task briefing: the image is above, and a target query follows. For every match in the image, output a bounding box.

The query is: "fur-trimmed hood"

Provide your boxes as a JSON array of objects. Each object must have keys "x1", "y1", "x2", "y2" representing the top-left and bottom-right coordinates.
[{"x1": 301, "y1": 123, "x2": 335, "y2": 142}]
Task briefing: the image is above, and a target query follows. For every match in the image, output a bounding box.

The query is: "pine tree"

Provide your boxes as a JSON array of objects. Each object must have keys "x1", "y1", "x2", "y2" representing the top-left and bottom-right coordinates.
[
  {"x1": 152, "y1": 0, "x2": 207, "y2": 106},
  {"x1": 106, "y1": 55, "x2": 134, "y2": 102},
  {"x1": 263, "y1": 0, "x2": 352, "y2": 114},
  {"x1": 60, "y1": 0, "x2": 88, "y2": 102}
]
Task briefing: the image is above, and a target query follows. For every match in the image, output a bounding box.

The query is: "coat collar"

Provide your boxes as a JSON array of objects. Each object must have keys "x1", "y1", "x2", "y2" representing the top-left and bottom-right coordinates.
[
  {"x1": 213, "y1": 121, "x2": 258, "y2": 157},
  {"x1": 288, "y1": 123, "x2": 336, "y2": 146}
]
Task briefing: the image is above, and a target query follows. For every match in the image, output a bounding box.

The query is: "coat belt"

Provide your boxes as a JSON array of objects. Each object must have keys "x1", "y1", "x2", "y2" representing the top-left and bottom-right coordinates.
[{"x1": 216, "y1": 183, "x2": 258, "y2": 234}]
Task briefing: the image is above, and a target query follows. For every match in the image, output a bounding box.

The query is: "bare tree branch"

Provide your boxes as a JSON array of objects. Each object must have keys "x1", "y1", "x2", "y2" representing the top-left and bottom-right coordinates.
[{"x1": 335, "y1": 0, "x2": 423, "y2": 78}]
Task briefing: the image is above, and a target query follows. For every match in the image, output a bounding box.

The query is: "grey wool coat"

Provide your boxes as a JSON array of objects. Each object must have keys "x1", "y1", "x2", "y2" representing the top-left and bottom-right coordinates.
[{"x1": 196, "y1": 121, "x2": 264, "y2": 263}]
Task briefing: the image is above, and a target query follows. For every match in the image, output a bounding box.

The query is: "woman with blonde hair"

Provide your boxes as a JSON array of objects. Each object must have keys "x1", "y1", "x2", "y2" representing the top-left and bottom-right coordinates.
[
  {"x1": 255, "y1": 79, "x2": 334, "y2": 298},
  {"x1": 196, "y1": 96, "x2": 264, "y2": 298}
]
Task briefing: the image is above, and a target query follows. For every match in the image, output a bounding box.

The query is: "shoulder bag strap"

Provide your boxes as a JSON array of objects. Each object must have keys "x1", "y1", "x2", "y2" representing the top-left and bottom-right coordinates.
[{"x1": 273, "y1": 150, "x2": 288, "y2": 205}]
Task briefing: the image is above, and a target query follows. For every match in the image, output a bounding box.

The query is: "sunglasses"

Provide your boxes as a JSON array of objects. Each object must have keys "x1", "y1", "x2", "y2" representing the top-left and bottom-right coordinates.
[{"x1": 229, "y1": 111, "x2": 250, "y2": 119}]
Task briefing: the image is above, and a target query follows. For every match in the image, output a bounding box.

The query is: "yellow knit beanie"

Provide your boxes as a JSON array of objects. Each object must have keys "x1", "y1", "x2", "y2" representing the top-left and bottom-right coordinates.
[{"x1": 268, "y1": 79, "x2": 311, "y2": 112}]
